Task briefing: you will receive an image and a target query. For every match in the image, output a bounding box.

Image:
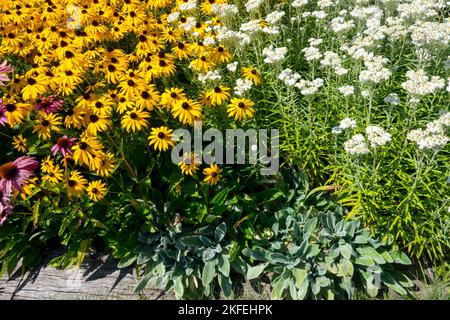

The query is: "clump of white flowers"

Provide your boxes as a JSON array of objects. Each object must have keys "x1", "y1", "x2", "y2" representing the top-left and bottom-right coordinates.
[
  {"x1": 344, "y1": 134, "x2": 370, "y2": 155},
  {"x1": 245, "y1": 0, "x2": 263, "y2": 12},
  {"x1": 401, "y1": 69, "x2": 445, "y2": 96},
  {"x1": 332, "y1": 117, "x2": 357, "y2": 134},
  {"x1": 278, "y1": 68, "x2": 301, "y2": 87},
  {"x1": 292, "y1": 0, "x2": 309, "y2": 8},
  {"x1": 295, "y1": 78, "x2": 324, "y2": 95},
  {"x1": 226, "y1": 61, "x2": 238, "y2": 73},
  {"x1": 338, "y1": 85, "x2": 355, "y2": 96},
  {"x1": 234, "y1": 78, "x2": 253, "y2": 96},
  {"x1": 384, "y1": 93, "x2": 400, "y2": 105},
  {"x1": 211, "y1": 3, "x2": 239, "y2": 17},
  {"x1": 407, "y1": 112, "x2": 450, "y2": 150},
  {"x1": 197, "y1": 70, "x2": 222, "y2": 84},
  {"x1": 365, "y1": 126, "x2": 392, "y2": 147},
  {"x1": 262, "y1": 46, "x2": 288, "y2": 64},
  {"x1": 179, "y1": 0, "x2": 197, "y2": 12}
]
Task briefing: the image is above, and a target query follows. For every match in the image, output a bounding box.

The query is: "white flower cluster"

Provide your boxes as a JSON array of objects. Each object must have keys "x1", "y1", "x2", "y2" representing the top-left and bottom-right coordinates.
[
  {"x1": 384, "y1": 93, "x2": 400, "y2": 105},
  {"x1": 344, "y1": 134, "x2": 370, "y2": 155},
  {"x1": 245, "y1": 0, "x2": 263, "y2": 12},
  {"x1": 338, "y1": 85, "x2": 355, "y2": 96},
  {"x1": 216, "y1": 27, "x2": 251, "y2": 46},
  {"x1": 211, "y1": 4, "x2": 239, "y2": 17},
  {"x1": 410, "y1": 21, "x2": 450, "y2": 47},
  {"x1": 262, "y1": 46, "x2": 288, "y2": 64},
  {"x1": 295, "y1": 78, "x2": 324, "y2": 95},
  {"x1": 226, "y1": 61, "x2": 238, "y2": 72},
  {"x1": 330, "y1": 16, "x2": 355, "y2": 33},
  {"x1": 407, "y1": 112, "x2": 450, "y2": 150},
  {"x1": 397, "y1": 0, "x2": 446, "y2": 19},
  {"x1": 292, "y1": 0, "x2": 309, "y2": 8},
  {"x1": 302, "y1": 46, "x2": 322, "y2": 61},
  {"x1": 332, "y1": 117, "x2": 357, "y2": 134},
  {"x1": 320, "y1": 51, "x2": 348, "y2": 75},
  {"x1": 179, "y1": 0, "x2": 197, "y2": 12},
  {"x1": 278, "y1": 68, "x2": 301, "y2": 87},
  {"x1": 266, "y1": 11, "x2": 286, "y2": 25},
  {"x1": 401, "y1": 69, "x2": 445, "y2": 96},
  {"x1": 359, "y1": 55, "x2": 391, "y2": 84},
  {"x1": 197, "y1": 70, "x2": 222, "y2": 84},
  {"x1": 167, "y1": 12, "x2": 180, "y2": 23},
  {"x1": 365, "y1": 126, "x2": 392, "y2": 147},
  {"x1": 234, "y1": 78, "x2": 253, "y2": 96}
]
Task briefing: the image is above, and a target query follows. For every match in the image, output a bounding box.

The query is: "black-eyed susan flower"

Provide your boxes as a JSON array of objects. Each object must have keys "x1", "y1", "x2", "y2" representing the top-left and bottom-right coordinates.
[
  {"x1": 205, "y1": 85, "x2": 230, "y2": 106},
  {"x1": 42, "y1": 164, "x2": 64, "y2": 184},
  {"x1": 135, "y1": 87, "x2": 160, "y2": 111},
  {"x1": 160, "y1": 87, "x2": 186, "y2": 109},
  {"x1": 72, "y1": 136, "x2": 103, "y2": 168},
  {"x1": 87, "y1": 180, "x2": 107, "y2": 202},
  {"x1": 32, "y1": 112, "x2": 62, "y2": 141},
  {"x1": 3, "y1": 102, "x2": 29, "y2": 126},
  {"x1": 203, "y1": 164, "x2": 222, "y2": 185},
  {"x1": 66, "y1": 170, "x2": 88, "y2": 196},
  {"x1": 227, "y1": 98, "x2": 255, "y2": 121},
  {"x1": 84, "y1": 113, "x2": 110, "y2": 136},
  {"x1": 149, "y1": 126, "x2": 175, "y2": 152},
  {"x1": 21, "y1": 75, "x2": 48, "y2": 101},
  {"x1": 211, "y1": 45, "x2": 232, "y2": 64},
  {"x1": 121, "y1": 109, "x2": 150, "y2": 133},
  {"x1": 95, "y1": 152, "x2": 116, "y2": 177},
  {"x1": 12, "y1": 134, "x2": 28, "y2": 153},
  {"x1": 179, "y1": 152, "x2": 201, "y2": 176},
  {"x1": 171, "y1": 99, "x2": 202, "y2": 125},
  {"x1": 172, "y1": 42, "x2": 192, "y2": 60},
  {"x1": 242, "y1": 66, "x2": 262, "y2": 85},
  {"x1": 190, "y1": 55, "x2": 215, "y2": 73}
]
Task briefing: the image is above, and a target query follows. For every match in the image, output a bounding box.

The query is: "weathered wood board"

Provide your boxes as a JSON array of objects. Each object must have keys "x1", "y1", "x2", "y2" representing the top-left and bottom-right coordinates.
[{"x1": 0, "y1": 251, "x2": 174, "y2": 300}]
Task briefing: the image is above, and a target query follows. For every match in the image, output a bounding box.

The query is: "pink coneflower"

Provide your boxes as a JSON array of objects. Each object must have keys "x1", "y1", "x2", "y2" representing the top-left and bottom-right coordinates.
[
  {"x1": 0, "y1": 157, "x2": 38, "y2": 193},
  {"x1": 51, "y1": 136, "x2": 77, "y2": 158},
  {"x1": 35, "y1": 95, "x2": 64, "y2": 114},
  {"x1": 0, "y1": 99, "x2": 7, "y2": 126},
  {"x1": 0, "y1": 186, "x2": 12, "y2": 226},
  {"x1": 0, "y1": 60, "x2": 14, "y2": 87}
]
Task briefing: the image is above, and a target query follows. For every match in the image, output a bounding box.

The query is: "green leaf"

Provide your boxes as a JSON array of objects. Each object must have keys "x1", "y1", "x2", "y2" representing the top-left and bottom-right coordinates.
[
  {"x1": 292, "y1": 268, "x2": 307, "y2": 289},
  {"x1": 247, "y1": 262, "x2": 268, "y2": 280},
  {"x1": 174, "y1": 277, "x2": 184, "y2": 299},
  {"x1": 356, "y1": 247, "x2": 385, "y2": 264},
  {"x1": 180, "y1": 236, "x2": 204, "y2": 248},
  {"x1": 304, "y1": 217, "x2": 318, "y2": 236},
  {"x1": 202, "y1": 248, "x2": 216, "y2": 261},
  {"x1": 354, "y1": 256, "x2": 375, "y2": 266},
  {"x1": 202, "y1": 260, "x2": 216, "y2": 286},
  {"x1": 118, "y1": 253, "x2": 137, "y2": 269},
  {"x1": 137, "y1": 245, "x2": 154, "y2": 265},
  {"x1": 340, "y1": 244, "x2": 353, "y2": 259},
  {"x1": 214, "y1": 222, "x2": 227, "y2": 242},
  {"x1": 389, "y1": 251, "x2": 412, "y2": 265},
  {"x1": 297, "y1": 278, "x2": 309, "y2": 299},
  {"x1": 217, "y1": 255, "x2": 230, "y2": 277},
  {"x1": 219, "y1": 273, "x2": 232, "y2": 298},
  {"x1": 134, "y1": 273, "x2": 153, "y2": 293},
  {"x1": 211, "y1": 188, "x2": 229, "y2": 205}
]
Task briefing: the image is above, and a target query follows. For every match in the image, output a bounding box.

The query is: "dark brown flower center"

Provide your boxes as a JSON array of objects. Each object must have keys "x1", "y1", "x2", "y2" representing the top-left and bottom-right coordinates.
[
  {"x1": 0, "y1": 163, "x2": 18, "y2": 180},
  {"x1": 211, "y1": 172, "x2": 217, "y2": 178},
  {"x1": 79, "y1": 142, "x2": 88, "y2": 150},
  {"x1": 238, "y1": 102, "x2": 245, "y2": 108},
  {"x1": 5, "y1": 104, "x2": 16, "y2": 112},
  {"x1": 181, "y1": 102, "x2": 190, "y2": 110},
  {"x1": 214, "y1": 87, "x2": 221, "y2": 93},
  {"x1": 68, "y1": 179, "x2": 76, "y2": 187},
  {"x1": 41, "y1": 119, "x2": 50, "y2": 127},
  {"x1": 89, "y1": 114, "x2": 99, "y2": 123},
  {"x1": 130, "y1": 112, "x2": 137, "y2": 119},
  {"x1": 27, "y1": 78, "x2": 36, "y2": 85},
  {"x1": 157, "y1": 132, "x2": 165, "y2": 139}
]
